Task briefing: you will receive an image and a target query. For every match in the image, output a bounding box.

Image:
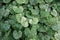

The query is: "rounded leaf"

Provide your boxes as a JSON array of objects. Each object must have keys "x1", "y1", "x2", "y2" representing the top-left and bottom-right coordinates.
[
  {"x1": 13, "y1": 30, "x2": 22, "y2": 39},
  {"x1": 15, "y1": 0, "x2": 28, "y2": 4},
  {"x1": 51, "y1": 9, "x2": 57, "y2": 17},
  {"x1": 29, "y1": 18, "x2": 39, "y2": 24},
  {"x1": 13, "y1": 6, "x2": 24, "y2": 13}
]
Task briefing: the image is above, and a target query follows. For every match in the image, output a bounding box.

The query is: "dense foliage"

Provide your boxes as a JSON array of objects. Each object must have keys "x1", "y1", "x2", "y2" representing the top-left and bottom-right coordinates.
[{"x1": 0, "y1": 0, "x2": 60, "y2": 40}]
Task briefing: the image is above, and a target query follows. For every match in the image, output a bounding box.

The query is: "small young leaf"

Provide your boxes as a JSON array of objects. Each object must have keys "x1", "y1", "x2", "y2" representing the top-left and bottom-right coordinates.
[
  {"x1": 54, "y1": 32, "x2": 60, "y2": 40},
  {"x1": 29, "y1": 18, "x2": 39, "y2": 24},
  {"x1": 20, "y1": 16, "x2": 29, "y2": 27},
  {"x1": 13, "y1": 6, "x2": 24, "y2": 13},
  {"x1": 13, "y1": 30, "x2": 22, "y2": 39},
  {"x1": 51, "y1": 9, "x2": 57, "y2": 17},
  {"x1": 15, "y1": 0, "x2": 28, "y2": 4},
  {"x1": 24, "y1": 28, "x2": 31, "y2": 37}
]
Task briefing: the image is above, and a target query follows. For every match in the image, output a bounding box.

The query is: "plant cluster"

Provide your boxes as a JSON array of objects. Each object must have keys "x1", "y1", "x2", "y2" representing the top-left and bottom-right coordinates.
[{"x1": 0, "y1": 0, "x2": 60, "y2": 40}]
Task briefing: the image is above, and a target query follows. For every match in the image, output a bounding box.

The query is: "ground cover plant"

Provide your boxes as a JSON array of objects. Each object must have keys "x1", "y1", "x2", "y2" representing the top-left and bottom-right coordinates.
[{"x1": 0, "y1": 0, "x2": 60, "y2": 40}]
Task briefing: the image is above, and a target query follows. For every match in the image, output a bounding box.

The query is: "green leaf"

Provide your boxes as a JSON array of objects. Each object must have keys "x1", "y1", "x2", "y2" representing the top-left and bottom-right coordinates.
[
  {"x1": 9, "y1": 15, "x2": 17, "y2": 21},
  {"x1": 0, "y1": 7, "x2": 6, "y2": 16},
  {"x1": 40, "y1": 10, "x2": 50, "y2": 17},
  {"x1": 12, "y1": 1, "x2": 17, "y2": 5},
  {"x1": 12, "y1": 23, "x2": 22, "y2": 30},
  {"x1": 54, "y1": 32, "x2": 60, "y2": 40},
  {"x1": 5, "y1": 36, "x2": 15, "y2": 40},
  {"x1": 13, "y1": 30, "x2": 22, "y2": 39},
  {"x1": 20, "y1": 16, "x2": 29, "y2": 27},
  {"x1": 21, "y1": 21, "x2": 29, "y2": 27},
  {"x1": 47, "y1": 17, "x2": 58, "y2": 25},
  {"x1": 16, "y1": 14, "x2": 23, "y2": 23},
  {"x1": 57, "y1": 6, "x2": 60, "y2": 13},
  {"x1": 45, "y1": 0, "x2": 53, "y2": 3},
  {"x1": 3, "y1": 9, "x2": 10, "y2": 17},
  {"x1": 51, "y1": 22, "x2": 60, "y2": 32},
  {"x1": 30, "y1": 0, "x2": 37, "y2": 5},
  {"x1": 2, "y1": 30, "x2": 11, "y2": 40},
  {"x1": 0, "y1": 8, "x2": 10, "y2": 17},
  {"x1": 15, "y1": 0, "x2": 28, "y2": 4},
  {"x1": 16, "y1": 14, "x2": 29, "y2": 27},
  {"x1": 8, "y1": 20, "x2": 16, "y2": 25},
  {"x1": 31, "y1": 8, "x2": 39, "y2": 15},
  {"x1": 29, "y1": 17, "x2": 39, "y2": 24},
  {"x1": 3, "y1": 0, "x2": 11, "y2": 3},
  {"x1": 13, "y1": 6, "x2": 24, "y2": 13},
  {"x1": 29, "y1": 38, "x2": 36, "y2": 40},
  {"x1": 38, "y1": 26, "x2": 47, "y2": 32},
  {"x1": 47, "y1": 29, "x2": 55, "y2": 37},
  {"x1": 24, "y1": 28, "x2": 31, "y2": 37},
  {"x1": 30, "y1": 25, "x2": 37, "y2": 38},
  {"x1": 19, "y1": 6, "x2": 24, "y2": 12},
  {"x1": 40, "y1": 4, "x2": 50, "y2": 11},
  {"x1": 37, "y1": 0, "x2": 44, "y2": 4},
  {"x1": 1, "y1": 22, "x2": 10, "y2": 32},
  {"x1": 51, "y1": 9, "x2": 57, "y2": 17},
  {"x1": 44, "y1": 35, "x2": 50, "y2": 40}
]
